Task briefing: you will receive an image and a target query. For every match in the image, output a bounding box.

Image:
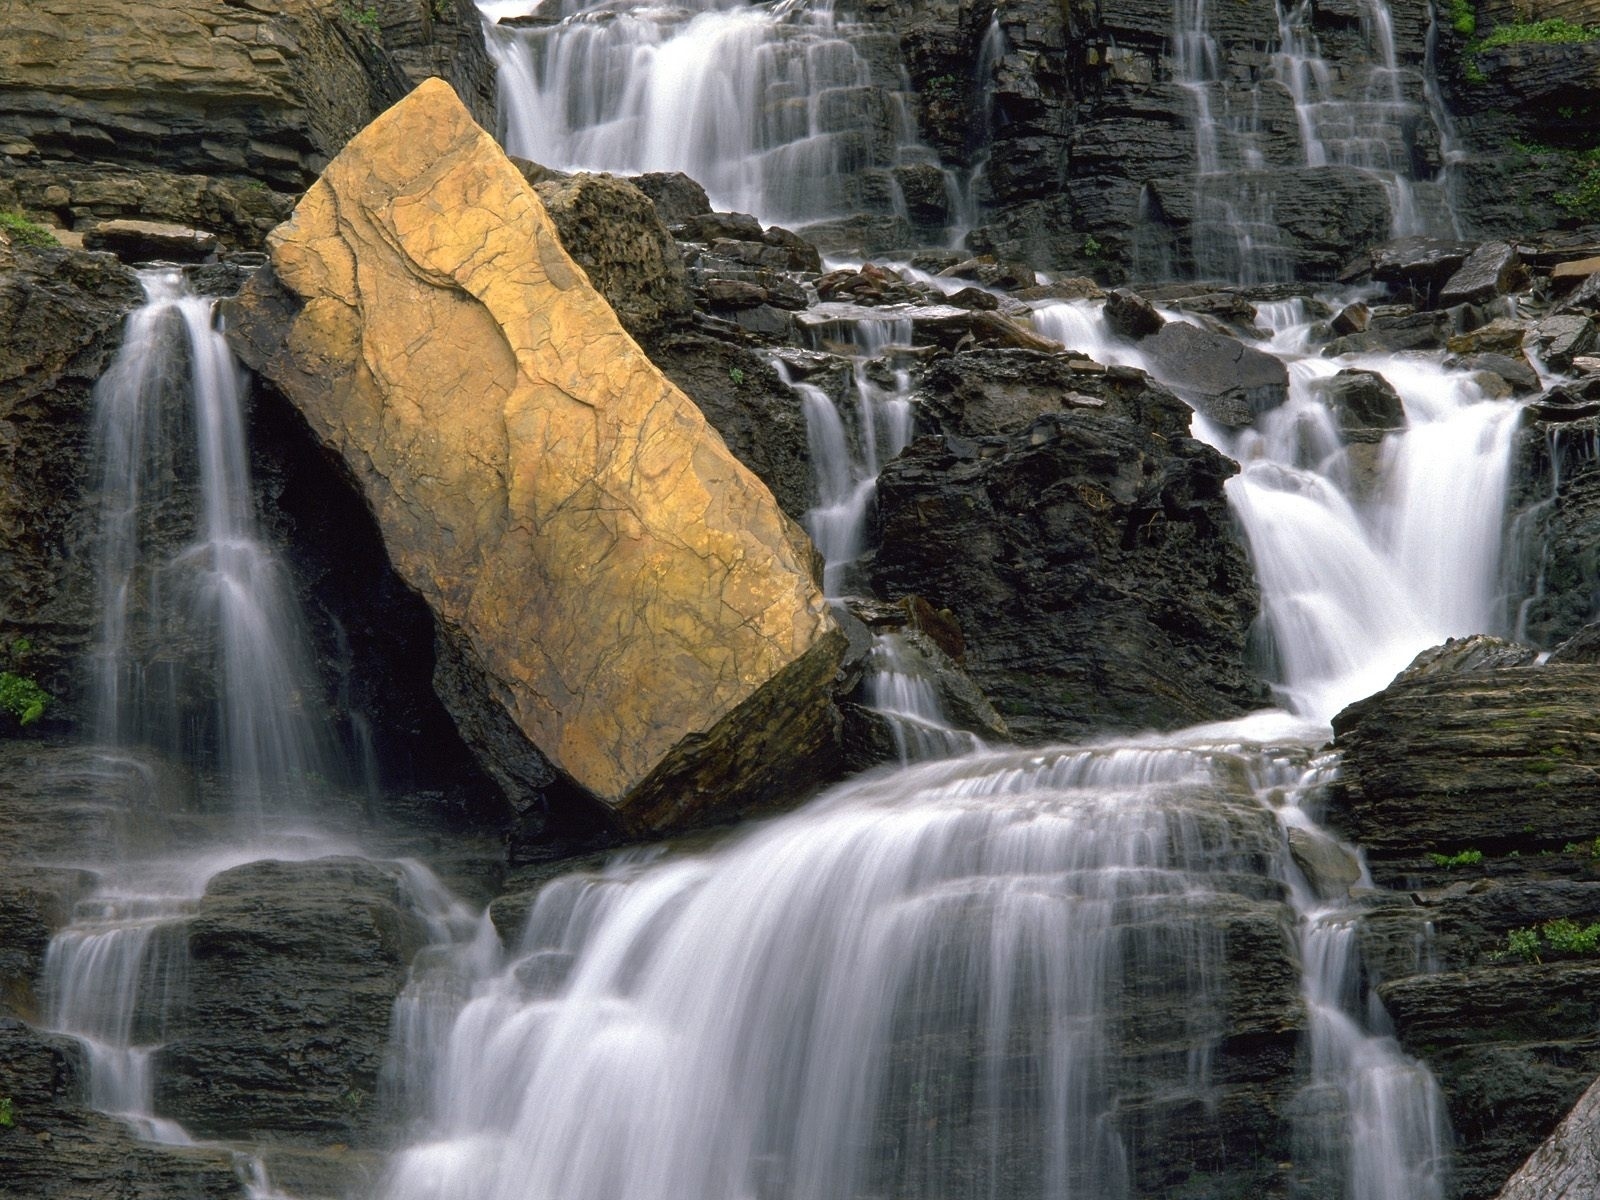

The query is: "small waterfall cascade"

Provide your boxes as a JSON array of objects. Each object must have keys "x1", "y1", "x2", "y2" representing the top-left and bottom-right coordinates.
[
  {"x1": 36, "y1": 272, "x2": 461, "y2": 1195},
  {"x1": 379, "y1": 724, "x2": 1449, "y2": 1200},
  {"x1": 950, "y1": 15, "x2": 1007, "y2": 239},
  {"x1": 89, "y1": 269, "x2": 332, "y2": 818},
  {"x1": 1030, "y1": 296, "x2": 1521, "y2": 722},
  {"x1": 478, "y1": 0, "x2": 952, "y2": 233},
  {"x1": 783, "y1": 313, "x2": 915, "y2": 597},
  {"x1": 780, "y1": 311, "x2": 981, "y2": 759},
  {"x1": 1170, "y1": 0, "x2": 1457, "y2": 280},
  {"x1": 42, "y1": 269, "x2": 346, "y2": 1151}
]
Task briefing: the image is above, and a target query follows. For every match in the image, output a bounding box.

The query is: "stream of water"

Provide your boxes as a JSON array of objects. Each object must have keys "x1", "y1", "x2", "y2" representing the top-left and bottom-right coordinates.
[{"x1": 34, "y1": 3, "x2": 1534, "y2": 1195}]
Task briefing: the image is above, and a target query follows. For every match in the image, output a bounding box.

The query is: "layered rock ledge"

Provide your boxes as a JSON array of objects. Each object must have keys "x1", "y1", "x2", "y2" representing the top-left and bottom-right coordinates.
[{"x1": 228, "y1": 79, "x2": 844, "y2": 835}]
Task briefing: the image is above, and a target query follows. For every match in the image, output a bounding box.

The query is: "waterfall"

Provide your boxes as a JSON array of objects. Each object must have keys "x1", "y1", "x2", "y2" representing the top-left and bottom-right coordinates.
[
  {"x1": 477, "y1": 0, "x2": 952, "y2": 234},
  {"x1": 37, "y1": 271, "x2": 462, "y2": 1195},
  {"x1": 1170, "y1": 0, "x2": 1457, "y2": 279},
  {"x1": 89, "y1": 269, "x2": 332, "y2": 817}
]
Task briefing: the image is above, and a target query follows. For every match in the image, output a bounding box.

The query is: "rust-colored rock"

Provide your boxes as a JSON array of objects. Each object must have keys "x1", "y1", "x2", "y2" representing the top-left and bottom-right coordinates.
[{"x1": 228, "y1": 79, "x2": 842, "y2": 834}]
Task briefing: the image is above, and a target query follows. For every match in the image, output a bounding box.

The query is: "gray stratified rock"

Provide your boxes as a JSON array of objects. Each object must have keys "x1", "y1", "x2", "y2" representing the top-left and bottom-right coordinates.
[
  {"x1": 0, "y1": 1019, "x2": 241, "y2": 1200},
  {"x1": 80, "y1": 219, "x2": 220, "y2": 263},
  {"x1": 1328, "y1": 639, "x2": 1600, "y2": 857},
  {"x1": 872, "y1": 355, "x2": 1268, "y2": 740},
  {"x1": 1438, "y1": 241, "x2": 1528, "y2": 307},
  {"x1": 1104, "y1": 288, "x2": 1164, "y2": 340},
  {"x1": 0, "y1": 243, "x2": 142, "y2": 719},
  {"x1": 1310, "y1": 368, "x2": 1406, "y2": 439},
  {"x1": 1531, "y1": 315, "x2": 1598, "y2": 372},
  {"x1": 1140, "y1": 320, "x2": 1290, "y2": 426},
  {"x1": 155, "y1": 857, "x2": 428, "y2": 1143},
  {"x1": 1367, "y1": 237, "x2": 1477, "y2": 298}
]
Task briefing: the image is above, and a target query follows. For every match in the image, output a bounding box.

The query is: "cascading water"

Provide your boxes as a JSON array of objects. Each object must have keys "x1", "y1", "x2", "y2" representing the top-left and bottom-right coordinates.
[
  {"x1": 1170, "y1": 0, "x2": 1458, "y2": 280},
  {"x1": 478, "y1": 0, "x2": 952, "y2": 233},
  {"x1": 37, "y1": 271, "x2": 464, "y2": 1194},
  {"x1": 374, "y1": 272, "x2": 1503, "y2": 1196}
]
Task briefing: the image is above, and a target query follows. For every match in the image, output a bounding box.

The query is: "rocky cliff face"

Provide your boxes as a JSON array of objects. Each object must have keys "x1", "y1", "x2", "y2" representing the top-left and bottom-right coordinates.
[
  {"x1": 0, "y1": 238, "x2": 142, "y2": 721},
  {"x1": 227, "y1": 79, "x2": 845, "y2": 837},
  {"x1": 0, "y1": 0, "x2": 493, "y2": 250},
  {"x1": 872, "y1": 351, "x2": 1268, "y2": 740},
  {"x1": 1329, "y1": 637, "x2": 1600, "y2": 1199}
]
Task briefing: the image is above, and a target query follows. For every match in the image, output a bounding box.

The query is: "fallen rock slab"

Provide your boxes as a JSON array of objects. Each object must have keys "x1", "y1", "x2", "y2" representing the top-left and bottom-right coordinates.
[
  {"x1": 1140, "y1": 320, "x2": 1289, "y2": 427},
  {"x1": 227, "y1": 79, "x2": 842, "y2": 835}
]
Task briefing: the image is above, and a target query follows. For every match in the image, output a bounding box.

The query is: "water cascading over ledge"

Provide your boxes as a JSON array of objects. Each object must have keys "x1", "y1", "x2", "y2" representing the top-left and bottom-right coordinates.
[{"x1": 477, "y1": 0, "x2": 969, "y2": 247}]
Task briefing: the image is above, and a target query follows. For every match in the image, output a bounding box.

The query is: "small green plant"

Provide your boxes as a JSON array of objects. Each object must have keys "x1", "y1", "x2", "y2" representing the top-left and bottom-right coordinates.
[
  {"x1": 1475, "y1": 17, "x2": 1599, "y2": 48},
  {"x1": 340, "y1": 3, "x2": 381, "y2": 32},
  {"x1": 0, "y1": 1096, "x2": 12, "y2": 1128},
  {"x1": 0, "y1": 209, "x2": 57, "y2": 249},
  {"x1": 1427, "y1": 848, "x2": 1483, "y2": 869},
  {"x1": 0, "y1": 637, "x2": 50, "y2": 727},
  {"x1": 430, "y1": 0, "x2": 451, "y2": 18},
  {"x1": 1463, "y1": 57, "x2": 1488, "y2": 83},
  {"x1": 1500, "y1": 918, "x2": 1600, "y2": 963},
  {"x1": 1449, "y1": 0, "x2": 1476, "y2": 37},
  {"x1": 1505, "y1": 926, "x2": 1541, "y2": 962},
  {"x1": 1555, "y1": 150, "x2": 1600, "y2": 222},
  {"x1": 1565, "y1": 836, "x2": 1600, "y2": 859},
  {"x1": 923, "y1": 73, "x2": 962, "y2": 105},
  {"x1": 727, "y1": 366, "x2": 746, "y2": 387},
  {"x1": 1082, "y1": 235, "x2": 1103, "y2": 258}
]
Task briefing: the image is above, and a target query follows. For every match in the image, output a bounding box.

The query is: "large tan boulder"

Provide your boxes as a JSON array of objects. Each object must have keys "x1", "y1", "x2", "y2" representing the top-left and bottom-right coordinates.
[{"x1": 228, "y1": 79, "x2": 843, "y2": 835}]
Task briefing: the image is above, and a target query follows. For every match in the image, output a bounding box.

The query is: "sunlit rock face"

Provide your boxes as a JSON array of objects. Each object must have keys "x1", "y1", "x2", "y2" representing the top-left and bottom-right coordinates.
[{"x1": 228, "y1": 79, "x2": 843, "y2": 835}]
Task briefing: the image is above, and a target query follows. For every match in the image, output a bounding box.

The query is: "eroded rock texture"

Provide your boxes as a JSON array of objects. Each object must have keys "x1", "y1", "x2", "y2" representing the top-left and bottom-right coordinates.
[
  {"x1": 871, "y1": 351, "x2": 1267, "y2": 741},
  {"x1": 228, "y1": 80, "x2": 843, "y2": 835},
  {"x1": 0, "y1": 0, "x2": 494, "y2": 250},
  {"x1": 0, "y1": 239, "x2": 142, "y2": 718}
]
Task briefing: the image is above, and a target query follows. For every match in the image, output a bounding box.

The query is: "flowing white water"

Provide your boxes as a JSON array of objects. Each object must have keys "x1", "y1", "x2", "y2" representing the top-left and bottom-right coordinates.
[
  {"x1": 89, "y1": 270, "x2": 332, "y2": 818},
  {"x1": 479, "y1": 0, "x2": 949, "y2": 232},
  {"x1": 40, "y1": 272, "x2": 470, "y2": 1197},
  {"x1": 1171, "y1": 0, "x2": 1457, "y2": 279},
  {"x1": 1032, "y1": 295, "x2": 1520, "y2": 722}
]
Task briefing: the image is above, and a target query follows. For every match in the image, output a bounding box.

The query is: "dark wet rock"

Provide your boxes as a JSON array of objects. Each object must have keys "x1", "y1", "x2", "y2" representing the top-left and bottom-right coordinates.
[
  {"x1": 1364, "y1": 237, "x2": 1477, "y2": 301},
  {"x1": 631, "y1": 171, "x2": 713, "y2": 226},
  {"x1": 942, "y1": 285, "x2": 1001, "y2": 312},
  {"x1": 1438, "y1": 241, "x2": 1528, "y2": 308},
  {"x1": 1327, "y1": 640, "x2": 1600, "y2": 858},
  {"x1": 1327, "y1": 308, "x2": 1455, "y2": 355},
  {"x1": 0, "y1": 244, "x2": 142, "y2": 720},
  {"x1": 796, "y1": 302, "x2": 1059, "y2": 352},
  {"x1": 1140, "y1": 320, "x2": 1290, "y2": 427},
  {"x1": 1310, "y1": 369, "x2": 1406, "y2": 439},
  {"x1": 816, "y1": 263, "x2": 924, "y2": 306},
  {"x1": 1512, "y1": 409, "x2": 1600, "y2": 647},
  {"x1": 80, "y1": 219, "x2": 219, "y2": 264},
  {"x1": 1104, "y1": 288, "x2": 1164, "y2": 340},
  {"x1": 155, "y1": 857, "x2": 428, "y2": 1144},
  {"x1": 1447, "y1": 316, "x2": 1529, "y2": 358},
  {"x1": 1330, "y1": 301, "x2": 1370, "y2": 336},
  {"x1": 1526, "y1": 380, "x2": 1600, "y2": 424},
  {"x1": 938, "y1": 257, "x2": 1037, "y2": 291},
  {"x1": 1446, "y1": 351, "x2": 1541, "y2": 395},
  {"x1": 0, "y1": 1018, "x2": 240, "y2": 1199},
  {"x1": 1549, "y1": 622, "x2": 1600, "y2": 665},
  {"x1": 915, "y1": 348, "x2": 1117, "y2": 438},
  {"x1": 871, "y1": 366, "x2": 1267, "y2": 741},
  {"x1": 533, "y1": 172, "x2": 695, "y2": 341},
  {"x1": 1530, "y1": 314, "x2": 1597, "y2": 373},
  {"x1": 1381, "y1": 964, "x2": 1600, "y2": 1200},
  {"x1": 0, "y1": 864, "x2": 94, "y2": 1017}
]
